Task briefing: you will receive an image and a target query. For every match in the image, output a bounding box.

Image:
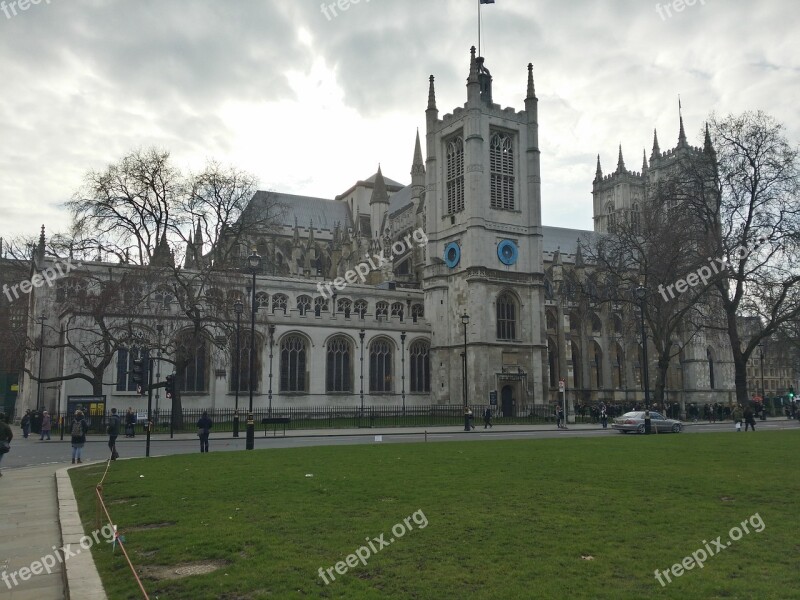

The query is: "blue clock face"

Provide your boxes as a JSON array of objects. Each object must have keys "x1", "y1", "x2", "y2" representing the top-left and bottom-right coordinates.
[
  {"x1": 444, "y1": 242, "x2": 461, "y2": 268},
  {"x1": 497, "y1": 240, "x2": 518, "y2": 265}
]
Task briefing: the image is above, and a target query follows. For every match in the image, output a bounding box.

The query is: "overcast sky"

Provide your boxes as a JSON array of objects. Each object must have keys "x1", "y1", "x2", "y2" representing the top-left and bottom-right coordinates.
[{"x1": 1, "y1": 0, "x2": 797, "y2": 242}]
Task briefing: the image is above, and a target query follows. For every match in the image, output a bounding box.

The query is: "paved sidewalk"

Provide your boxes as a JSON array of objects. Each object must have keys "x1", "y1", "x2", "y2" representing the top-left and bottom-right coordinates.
[{"x1": 0, "y1": 464, "x2": 65, "y2": 600}]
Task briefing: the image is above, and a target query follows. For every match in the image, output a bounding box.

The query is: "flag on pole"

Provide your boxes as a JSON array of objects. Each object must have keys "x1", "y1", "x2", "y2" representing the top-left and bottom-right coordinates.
[{"x1": 480, "y1": 0, "x2": 495, "y2": 4}]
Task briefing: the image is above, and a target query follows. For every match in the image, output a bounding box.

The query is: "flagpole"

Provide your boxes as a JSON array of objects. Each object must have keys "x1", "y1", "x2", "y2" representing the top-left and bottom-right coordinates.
[{"x1": 478, "y1": 0, "x2": 481, "y2": 57}]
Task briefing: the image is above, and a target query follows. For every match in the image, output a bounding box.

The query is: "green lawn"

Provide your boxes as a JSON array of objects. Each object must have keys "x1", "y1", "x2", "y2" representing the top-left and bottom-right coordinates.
[{"x1": 69, "y1": 431, "x2": 800, "y2": 600}]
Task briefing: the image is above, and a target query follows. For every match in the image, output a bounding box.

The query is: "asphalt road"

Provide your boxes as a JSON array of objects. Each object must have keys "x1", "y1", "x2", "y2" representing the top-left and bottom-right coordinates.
[{"x1": 3, "y1": 419, "x2": 797, "y2": 471}]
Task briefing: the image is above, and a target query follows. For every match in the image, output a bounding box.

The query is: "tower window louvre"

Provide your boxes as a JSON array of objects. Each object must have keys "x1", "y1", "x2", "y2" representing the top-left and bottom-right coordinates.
[
  {"x1": 446, "y1": 135, "x2": 465, "y2": 215},
  {"x1": 490, "y1": 132, "x2": 515, "y2": 210}
]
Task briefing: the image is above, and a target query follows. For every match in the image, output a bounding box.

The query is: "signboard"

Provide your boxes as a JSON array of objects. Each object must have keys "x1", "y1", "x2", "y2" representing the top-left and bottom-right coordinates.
[
  {"x1": 558, "y1": 379, "x2": 565, "y2": 393},
  {"x1": 67, "y1": 396, "x2": 106, "y2": 417},
  {"x1": 489, "y1": 391, "x2": 498, "y2": 406}
]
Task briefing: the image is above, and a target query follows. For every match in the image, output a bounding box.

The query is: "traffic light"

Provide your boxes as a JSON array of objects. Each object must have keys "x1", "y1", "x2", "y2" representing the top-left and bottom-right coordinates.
[
  {"x1": 132, "y1": 359, "x2": 143, "y2": 384},
  {"x1": 790, "y1": 386, "x2": 795, "y2": 401},
  {"x1": 165, "y1": 374, "x2": 175, "y2": 399}
]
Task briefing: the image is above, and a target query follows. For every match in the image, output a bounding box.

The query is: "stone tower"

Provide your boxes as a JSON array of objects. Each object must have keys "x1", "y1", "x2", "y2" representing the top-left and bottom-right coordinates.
[{"x1": 422, "y1": 48, "x2": 547, "y2": 414}]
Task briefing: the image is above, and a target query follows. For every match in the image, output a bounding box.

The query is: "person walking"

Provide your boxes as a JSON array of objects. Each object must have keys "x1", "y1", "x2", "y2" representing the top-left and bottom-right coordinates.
[
  {"x1": 197, "y1": 411, "x2": 213, "y2": 453},
  {"x1": 556, "y1": 404, "x2": 565, "y2": 429},
  {"x1": 743, "y1": 405, "x2": 756, "y2": 432},
  {"x1": 107, "y1": 408, "x2": 121, "y2": 460},
  {"x1": 0, "y1": 412, "x2": 12, "y2": 477},
  {"x1": 600, "y1": 404, "x2": 608, "y2": 429},
  {"x1": 20, "y1": 409, "x2": 31, "y2": 439},
  {"x1": 483, "y1": 407, "x2": 493, "y2": 429},
  {"x1": 732, "y1": 404, "x2": 744, "y2": 431},
  {"x1": 70, "y1": 410, "x2": 89, "y2": 464},
  {"x1": 40, "y1": 410, "x2": 51, "y2": 440},
  {"x1": 125, "y1": 408, "x2": 136, "y2": 438}
]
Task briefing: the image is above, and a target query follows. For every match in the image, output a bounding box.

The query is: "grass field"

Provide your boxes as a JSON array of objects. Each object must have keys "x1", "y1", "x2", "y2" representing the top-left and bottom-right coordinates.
[{"x1": 69, "y1": 431, "x2": 800, "y2": 600}]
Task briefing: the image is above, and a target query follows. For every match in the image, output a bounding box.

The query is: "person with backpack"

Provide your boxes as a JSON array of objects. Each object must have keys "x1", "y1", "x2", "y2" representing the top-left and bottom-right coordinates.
[
  {"x1": 70, "y1": 410, "x2": 89, "y2": 464},
  {"x1": 0, "y1": 412, "x2": 13, "y2": 477},
  {"x1": 107, "y1": 408, "x2": 121, "y2": 460},
  {"x1": 197, "y1": 411, "x2": 213, "y2": 453}
]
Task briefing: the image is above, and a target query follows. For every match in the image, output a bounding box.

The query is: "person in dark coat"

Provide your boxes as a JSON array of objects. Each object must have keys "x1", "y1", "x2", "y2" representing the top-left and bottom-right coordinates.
[
  {"x1": 107, "y1": 408, "x2": 121, "y2": 459},
  {"x1": 71, "y1": 410, "x2": 89, "y2": 464},
  {"x1": 743, "y1": 405, "x2": 756, "y2": 432},
  {"x1": 483, "y1": 407, "x2": 493, "y2": 429},
  {"x1": 125, "y1": 408, "x2": 136, "y2": 438},
  {"x1": 556, "y1": 405, "x2": 565, "y2": 429},
  {"x1": 40, "y1": 410, "x2": 52, "y2": 440},
  {"x1": 197, "y1": 411, "x2": 213, "y2": 453},
  {"x1": 20, "y1": 409, "x2": 31, "y2": 439},
  {"x1": 0, "y1": 412, "x2": 13, "y2": 477}
]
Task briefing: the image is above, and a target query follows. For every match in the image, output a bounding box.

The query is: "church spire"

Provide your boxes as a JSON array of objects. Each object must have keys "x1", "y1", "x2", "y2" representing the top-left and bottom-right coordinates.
[
  {"x1": 468, "y1": 46, "x2": 479, "y2": 84},
  {"x1": 594, "y1": 154, "x2": 603, "y2": 182},
  {"x1": 642, "y1": 149, "x2": 648, "y2": 172},
  {"x1": 704, "y1": 122, "x2": 715, "y2": 156},
  {"x1": 370, "y1": 165, "x2": 389, "y2": 205},
  {"x1": 616, "y1": 145, "x2": 627, "y2": 173},
  {"x1": 651, "y1": 128, "x2": 661, "y2": 160},
  {"x1": 526, "y1": 63, "x2": 536, "y2": 100},
  {"x1": 37, "y1": 224, "x2": 45, "y2": 262},
  {"x1": 411, "y1": 129, "x2": 425, "y2": 177},
  {"x1": 184, "y1": 231, "x2": 195, "y2": 269},
  {"x1": 678, "y1": 98, "x2": 687, "y2": 147}
]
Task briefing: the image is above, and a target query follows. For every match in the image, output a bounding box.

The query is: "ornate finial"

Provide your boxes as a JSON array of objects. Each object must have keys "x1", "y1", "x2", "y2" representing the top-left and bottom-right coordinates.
[
  {"x1": 411, "y1": 129, "x2": 425, "y2": 177},
  {"x1": 427, "y1": 75, "x2": 437, "y2": 111},
  {"x1": 526, "y1": 63, "x2": 536, "y2": 100},
  {"x1": 616, "y1": 144, "x2": 626, "y2": 173},
  {"x1": 651, "y1": 128, "x2": 661, "y2": 160},
  {"x1": 642, "y1": 149, "x2": 648, "y2": 172},
  {"x1": 678, "y1": 96, "x2": 687, "y2": 146},
  {"x1": 468, "y1": 46, "x2": 478, "y2": 84}
]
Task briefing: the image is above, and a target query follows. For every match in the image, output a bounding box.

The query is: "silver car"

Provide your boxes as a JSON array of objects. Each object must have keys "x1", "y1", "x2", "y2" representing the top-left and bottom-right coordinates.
[{"x1": 612, "y1": 411, "x2": 683, "y2": 434}]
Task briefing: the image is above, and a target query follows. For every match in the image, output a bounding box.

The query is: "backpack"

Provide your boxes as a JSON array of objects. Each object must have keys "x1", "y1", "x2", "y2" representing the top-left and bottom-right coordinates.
[{"x1": 71, "y1": 419, "x2": 84, "y2": 438}]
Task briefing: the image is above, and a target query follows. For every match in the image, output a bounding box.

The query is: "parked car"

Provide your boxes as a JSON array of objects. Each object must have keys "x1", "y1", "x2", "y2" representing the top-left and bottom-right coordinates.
[{"x1": 612, "y1": 411, "x2": 682, "y2": 434}]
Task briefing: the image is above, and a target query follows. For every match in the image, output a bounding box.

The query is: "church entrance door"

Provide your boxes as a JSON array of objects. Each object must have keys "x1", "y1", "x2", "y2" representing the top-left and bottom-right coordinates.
[{"x1": 501, "y1": 385, "x2": 514, "y2": 417}]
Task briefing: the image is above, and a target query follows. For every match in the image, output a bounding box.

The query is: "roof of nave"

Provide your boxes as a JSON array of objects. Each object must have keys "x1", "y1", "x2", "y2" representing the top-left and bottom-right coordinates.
[
  {"x1": 248, "y1": 191, "x2": 353, "y2": 230},
  {"x1": 541, "y1": 226, "x2": 598, "y2": 261}
]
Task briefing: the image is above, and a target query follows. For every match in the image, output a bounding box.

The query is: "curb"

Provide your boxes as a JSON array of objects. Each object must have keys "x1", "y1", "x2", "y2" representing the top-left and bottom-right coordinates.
[{"x1": 55, "y1": 466, "x2": 109, "y2": 600}]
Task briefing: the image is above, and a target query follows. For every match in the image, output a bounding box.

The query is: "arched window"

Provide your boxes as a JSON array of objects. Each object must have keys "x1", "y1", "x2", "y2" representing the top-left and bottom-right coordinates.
[
  {"x1": 297, "y1": 295, "x2": 311, "y2": 316},
  {"x1": 613, "y1": 343, "x2": 624, "y2": 389},
  {"x1": 230, "y1": 331, "x2": 261, "y2": 392},
  {"x1": 570, "y1": 340, "x2": 581, "y2": 389},
  {"x1": 375, "y1": 302, "x2": 389, "y2": 319},
  {"x1": 354, "y1": 300, "x2": 368, "y2": 319},
  {"x1": 337, "y1": 298, "x2": 352, "y2": 318},
  {"x1": 314, "y1": 296, "x2": 328, "y2": 317},
  {"x1": 606, "y1": 202, "x2": 616, "y2": 232},
  {"x1": 272, "y1": 294, "x2": 288, "y2": 314},
  {"x1": 255, "y1": 292, "x2": 269, "y2": 310},
  {"x1": 446, "y1": 135, "x2": 465, "y2": 214},
  {"x1": 707, "y1": 348, "x2": 715, "y2": 390},
  {"x1": 590, "y1": 313, "x2": 602, "y2": 335},
  {"x1": 154, "y1": 287, "x2": 174, "y2": 312},
  {"x1": 490, "y1": 132, "x2": 515, "y2": 210},
  {"x1": 280, "y1": 335, "x2": 307, "y2": 392},
  {"x1": 411, "y1": 304, "x2": 424, "y2": 322},
  {"x1": 176, "y1": 333, "x2": 208, "y2": 393},
  {"x1": 548, "y1": 338, "x2": 558, "y2": 388},
  {"x1": 612, "y1": 314, "x2": 623, "y2": 335},
  {"x1": 631, "y1": 203, "x2": 641, "y2": 234},
  {"x1": 326, "y1": 336, "x2": 352, "y2": 393},
  {"x1": 391, "y1": 302, "x2": 404, "y2": 322},
  {"x1": 496, "y1": 293, "x2": 517, "y2": 340},
  {"x1": 409, "y1": 341, "x2": 430, "y2": 393},
  {"x1": 544, "y1": 277, "x2": 554, "y2": 300},
  {"x1": 116, "y1": 347, "x2": 149, "y2": 392},
  {"x1": 590, "y1": 341, "x2": 603, "y2": 389},
  {"x1": 546, "y1": 310, "x2": 558, "y2": 332},
  {"x1": 369, "y1": 339, "x2": 393, "y2": 393}
]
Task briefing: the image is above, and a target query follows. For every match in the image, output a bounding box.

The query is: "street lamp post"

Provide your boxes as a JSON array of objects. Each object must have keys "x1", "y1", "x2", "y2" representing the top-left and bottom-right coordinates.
[
  {"x1": 635, "y1": 286, "x2": 652, "y2": 433},
  {"x1": 758, "y1": 342, "x2": 766, "y2": 415},
  {"x1": 246, "y1": 252, "x2": 261, "y2": 450},
  {"x1": 233, "y1": 301, "x2": 243, "y2": 438},
  {"x1": 400, "y1": 331, "x2": 406, "y2": 416},
  {"x1": 461, "y1": 312, "x2": 470, "y2": 431},
  {"x1": 359, "y1": 329, "x2": 365, "y2": 418},
  {"x1": 268, "y1": 324, "x2": 275, "y2": 417},
  {"x1": 36, "y1": 314, "x2": 47, "y2": 413},
  {"x1": 155, "y1": 324, "x2": 163, "y2": 418}
]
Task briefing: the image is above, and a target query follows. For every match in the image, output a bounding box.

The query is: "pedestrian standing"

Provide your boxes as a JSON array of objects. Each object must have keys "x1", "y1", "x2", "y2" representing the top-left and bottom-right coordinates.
[
  {"x1": 600, "y1": 405, "x2": 608, "y2": 429},
  {"x1": 732, "y1": 404, "x2": 743, "y2": 431},
  {"x1": 556, "y1": 404, "x2": 564, "y2": 429},
  {"x1": 197, "y1": 411, "x2": 213, "y2": 453},
  {"x1": 20, "y1": 409, "x2": 31, "y2": 439},
  {"x1": 70, "y1": 410, "x2": 89, "y2": 464},
  {"x1": 40, "y1": 410, "x2": 51, "y2": 440},
  {"x1": 483, "y1": 407, "x2": 493, "y2": 429},
  {"x1": 125, "y1": 408, "x2": 136, "y2": 438},
  {"x1": 107, "y1": 408, "x2": 121, "y2": 460},
  {"x1": 743, "y1": 405, "x2": 756, "y2": 432},
  {"x1": 0, "y1": 412, "x2": 12, "y2": 477}
]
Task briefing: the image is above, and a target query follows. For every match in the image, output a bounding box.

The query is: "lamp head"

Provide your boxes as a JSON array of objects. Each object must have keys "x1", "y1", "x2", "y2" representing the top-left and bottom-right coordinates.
[
  {"x1": 634, "y1": 286, "x2": 647, "y2": 302},
  {"x1": 247, "y1": 252, "x2": 261, "y2": 270},
  {"x1": 233, "y1": 301, "x2": 244, "y2": 315},
  {"x1": 461, "y1": 312, "x2": 470, "y2": 325}
]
